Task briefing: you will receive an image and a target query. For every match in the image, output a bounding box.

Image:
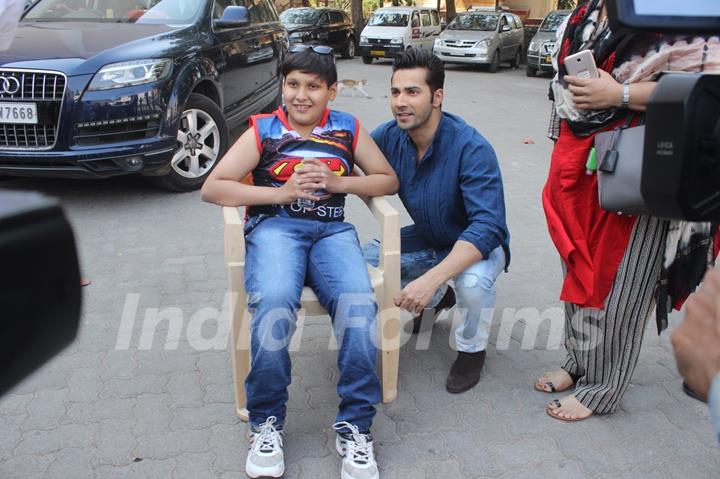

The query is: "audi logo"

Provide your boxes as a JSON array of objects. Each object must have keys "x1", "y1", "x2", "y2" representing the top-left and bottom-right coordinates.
[{"x1": 0, "y1": 76, "x2": 21, "y2": 95}]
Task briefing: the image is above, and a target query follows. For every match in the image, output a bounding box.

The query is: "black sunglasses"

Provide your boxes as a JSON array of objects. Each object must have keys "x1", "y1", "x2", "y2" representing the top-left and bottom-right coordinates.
[{"x1": 290, "y1": 44, "x2": 335, "y2": 56}]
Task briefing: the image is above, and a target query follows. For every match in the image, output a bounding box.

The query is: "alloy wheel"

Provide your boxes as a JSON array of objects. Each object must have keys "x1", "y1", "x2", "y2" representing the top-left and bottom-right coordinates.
[{"x1": 172, "y1": 108, "x2": 220, "y2": 179}]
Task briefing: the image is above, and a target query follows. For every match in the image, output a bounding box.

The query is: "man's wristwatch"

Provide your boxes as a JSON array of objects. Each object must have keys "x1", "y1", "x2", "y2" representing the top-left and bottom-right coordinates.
[{"x1": 621, "y1": 82, "x2": 631, "y2": 109}]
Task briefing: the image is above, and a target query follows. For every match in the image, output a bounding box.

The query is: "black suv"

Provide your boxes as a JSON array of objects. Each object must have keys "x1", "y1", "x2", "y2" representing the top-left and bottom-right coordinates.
[
  {"x1": 280, "y1": 7, "x2": 356, "y2": 59},
  {"x1": 0, "y1": 0, "x2": 287, "y2": 191}
]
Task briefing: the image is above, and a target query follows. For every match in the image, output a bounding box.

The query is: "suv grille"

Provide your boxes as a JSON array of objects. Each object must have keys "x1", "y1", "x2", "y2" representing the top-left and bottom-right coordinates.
[
  {"x1": 444, "y1": 40, "x2": 476, "y2": 48},
  {"x1": 368, "y1": 38, "x2": 392, "y2": 47},
  {"x1": 0, "y1": 70, "x2": 66, "y2": 149}
]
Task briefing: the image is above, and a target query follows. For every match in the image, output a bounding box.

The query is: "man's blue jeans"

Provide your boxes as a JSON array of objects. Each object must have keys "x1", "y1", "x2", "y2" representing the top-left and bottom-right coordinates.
[
  {"x1": 243, "y1": 215, "x2": 381, "y2": 432},
  {"x1": 363, "y1": 225, "x2": 505, "y2": 353}
]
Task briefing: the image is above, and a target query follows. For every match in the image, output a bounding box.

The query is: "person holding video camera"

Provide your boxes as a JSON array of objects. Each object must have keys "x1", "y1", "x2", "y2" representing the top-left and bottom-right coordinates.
[{"x1": 537, "y1": 0, "x2": 720, "y2": 422}]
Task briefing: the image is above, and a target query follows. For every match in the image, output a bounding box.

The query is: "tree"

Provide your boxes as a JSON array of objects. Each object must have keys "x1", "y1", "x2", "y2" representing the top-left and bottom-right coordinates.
[
  {"x1": 446, "y1": 0, "x2": 456, "y2": 22},
  {"x1": 351, "y1": 0, "x2": 365, "y2": 41},
  {"x1": 558, "y1": 0, "x2": 576, "y2": 9}
]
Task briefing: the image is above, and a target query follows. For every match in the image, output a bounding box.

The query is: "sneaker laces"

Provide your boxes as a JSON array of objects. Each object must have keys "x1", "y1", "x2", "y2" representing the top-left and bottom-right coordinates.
[
  {"x1": 251, "y1": 416, "x2": 282, "y2": 455},
  {"x1": 333, "y1": 421, "x2": 373, "y2": 466}
]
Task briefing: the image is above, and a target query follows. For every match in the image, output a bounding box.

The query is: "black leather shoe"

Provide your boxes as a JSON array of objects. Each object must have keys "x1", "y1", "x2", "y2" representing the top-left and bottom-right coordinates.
[
  {"x1": 446, "y1": 350, "x2": 486, "y2": 394},
  {"x1": 409, "y1": 287, "x2": 456, "y2": 334}
]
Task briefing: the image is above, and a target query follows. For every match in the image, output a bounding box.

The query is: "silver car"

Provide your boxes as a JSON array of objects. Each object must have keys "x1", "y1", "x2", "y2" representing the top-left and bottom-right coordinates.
[
  {"x1": 525, "y1": 10, "x2": 571, "y2": 77},
  {"x1": 433, "y1": 10, "x2": 524, "y2": 73}
]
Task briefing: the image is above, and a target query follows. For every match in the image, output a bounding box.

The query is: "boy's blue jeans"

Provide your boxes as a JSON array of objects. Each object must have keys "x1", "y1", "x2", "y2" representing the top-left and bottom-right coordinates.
[
  {"x1": 363, "y1": 225, "x2": 505, "y2": 353},
  {"x1": 243, "y1": 215, "x2": 381, "y2": 432}
]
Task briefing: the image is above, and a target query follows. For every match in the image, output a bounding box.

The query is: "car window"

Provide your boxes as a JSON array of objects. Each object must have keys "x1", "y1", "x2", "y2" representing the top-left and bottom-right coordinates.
[
  {"x1": 540, "y1": 11, "x2": 568, "y2": 32},
  {"x1": 342, "y1": 12, "x2": 351, "y2": 24},
  {"x1": 245, "y1": 0, "x2": 274, "y2": 23},
  {"x1": 369, "y1": 11, "x2": 409, "y2": 27},
  {"x1": 330, "y1": 11, "x2": 343, "y2": 23},
  {"x1": 499, "y1": 15, "x2": 509, "y2": 30},
  {"x1": 25, "y1": 0, "x2": 204, "y2": 23},
  {"x1": 421, "y1": 10, "x2": 431, "y2": 27},
  {"x1": 447, "y1": 13, "x2": 498, "y2": 31},
  {"x1": 279, "y1": 8, "x2": 320, "y2": 24},
  {"x1": 431, "y1": 10, "x2": 439, "y2": 26},
  {"x1": 411, "y1": 11, "x2": 419, "y2": 27}
]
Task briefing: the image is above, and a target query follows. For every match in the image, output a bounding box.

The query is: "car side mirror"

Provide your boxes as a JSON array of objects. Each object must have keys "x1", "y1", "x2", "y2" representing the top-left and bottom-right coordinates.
[
  {"x1": 215, "y1": 6, "x2": 250, "y2": 29},
  {"x1": 501, "y1": 24, "x2": 511, "y2": 32}
]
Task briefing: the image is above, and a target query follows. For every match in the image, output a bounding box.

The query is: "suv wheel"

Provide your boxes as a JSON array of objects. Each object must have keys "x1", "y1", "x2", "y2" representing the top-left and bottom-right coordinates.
[
  {"x1": 342, "y1": 37, "x2": 356, "y2": 59},
  {"x1": 149, "y1": 93, "x2": 228, "y2": 192},
  {"x1": 488, "y1": 51, "x2": 500, "y2": 73},
  {"x1": 511, "y1": 48, "x2": 522, "y2": 69},
  {"x1": 362, "y1": 56, "x2": 373, "y2": 64}
]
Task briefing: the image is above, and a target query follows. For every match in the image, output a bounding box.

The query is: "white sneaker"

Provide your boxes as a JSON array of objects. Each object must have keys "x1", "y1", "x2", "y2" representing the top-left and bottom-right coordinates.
[
  {"x1": 245, "y1": 416, "x2": 284, "y2": 478},
  {"x1": 333, "y1": 421, "x2": 379, "y2": 479}
]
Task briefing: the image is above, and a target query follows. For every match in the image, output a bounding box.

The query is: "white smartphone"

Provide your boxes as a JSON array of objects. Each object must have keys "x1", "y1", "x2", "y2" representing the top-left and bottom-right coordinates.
[{"x1": 564, "y1": 50, "x2": 600, "y2": 79}]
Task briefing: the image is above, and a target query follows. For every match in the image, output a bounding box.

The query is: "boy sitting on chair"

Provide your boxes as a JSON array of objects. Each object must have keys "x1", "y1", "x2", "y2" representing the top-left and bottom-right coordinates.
[{"x1": 201, "y1": 45, "x2": 398, "y2": 479}]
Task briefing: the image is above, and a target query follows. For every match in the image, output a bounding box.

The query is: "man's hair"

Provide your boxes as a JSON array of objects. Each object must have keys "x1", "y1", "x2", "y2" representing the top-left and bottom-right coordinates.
[
  {"x1": 392, "y1": 49, "x2": 445, "y2": 94},
  {"x1": 281, "y1": 49, "x2": 337, "y2": 86}
]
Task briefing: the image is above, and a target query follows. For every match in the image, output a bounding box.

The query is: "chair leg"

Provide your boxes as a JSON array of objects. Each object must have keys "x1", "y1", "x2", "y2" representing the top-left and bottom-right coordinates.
[
  {"x1": 228, "y1": 269, "x2": 251, "y2": 422},
  {"x1": 379, "y1": 304, "x2": 400, "y2": 403}
]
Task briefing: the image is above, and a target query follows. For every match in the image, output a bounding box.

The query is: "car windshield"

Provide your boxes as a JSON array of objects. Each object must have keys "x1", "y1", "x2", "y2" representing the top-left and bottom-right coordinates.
[
  {"x1": 23, "y1": 0, "x2": 203, "y2": 24},
  {"x1": 279, "y1": 9, "x2": 321, "y2": 25},
  {"x1": 447, "y1": 13, "x2": 498, "y2": 31},
  {"x1": 368, "y1": 12, "x2": 408, "y2": 27},
  {"x1": 540, "y1": 12, "x2": 569, "y2": 32}
]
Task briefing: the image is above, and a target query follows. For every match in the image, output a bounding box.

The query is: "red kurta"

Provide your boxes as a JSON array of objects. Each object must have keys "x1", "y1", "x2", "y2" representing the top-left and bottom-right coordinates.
[{"x1": 542, "y1": 121, "x2": 637, "y2": 308}]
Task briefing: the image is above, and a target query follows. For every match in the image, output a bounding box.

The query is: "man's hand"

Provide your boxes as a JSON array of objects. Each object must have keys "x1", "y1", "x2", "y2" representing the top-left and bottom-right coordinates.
[
  {"x1": 565, "y1": 70, "x2": 623, "y2": 110},
  {"x1": 393, "y1": 274, "x2": 442, "y2": 315},
  {"x1": 671, "y1": 267, "x2": 720, "y2": 402},
  {"x1": 295, "y1": 158, "x2": 344, "y2": 194}
]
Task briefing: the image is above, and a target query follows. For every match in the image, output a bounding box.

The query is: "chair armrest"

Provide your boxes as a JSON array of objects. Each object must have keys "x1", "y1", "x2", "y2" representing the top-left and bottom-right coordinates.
[
  {"x1": 361, "y1": 196, "x2": 400, "y2": 277},
  {"x1": 223, "y1": 206, "x2": 246, "y2": 264}
]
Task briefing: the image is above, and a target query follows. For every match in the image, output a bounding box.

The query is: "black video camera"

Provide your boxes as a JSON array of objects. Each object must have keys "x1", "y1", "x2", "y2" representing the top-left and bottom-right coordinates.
[
  {"x1": 607, "y1": 0, "x2": 720, "y2": 221},
  {"x1": 0, "y1": 190, "x2": 82, "y2": 396}
]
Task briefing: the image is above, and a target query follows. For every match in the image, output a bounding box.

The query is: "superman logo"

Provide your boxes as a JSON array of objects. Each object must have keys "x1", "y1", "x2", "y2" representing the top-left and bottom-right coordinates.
[{"x1": 268, "y1": 156, "x2": 348, "y2": 181}]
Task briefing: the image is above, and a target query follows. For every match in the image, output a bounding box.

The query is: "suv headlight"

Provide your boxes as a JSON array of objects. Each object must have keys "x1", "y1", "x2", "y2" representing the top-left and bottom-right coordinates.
[
  {"x1": 360, "y1": 35, "x2": 368, "y2": 43},
  {"x1": 529, "y1": 40, "x2": 539, "y2": 51},
  {"x1": 89, "y1": 59, "x2": 173, "y2": 91},
  {"x1": 434, "y1": 38, "x2": 443, "y2": 47},
  {"x1": 475, "y1": 38, "x2": 490, "y2": 48},
  {"x1": 390, "y1": 37, "x2": 403, "y2": 45}
]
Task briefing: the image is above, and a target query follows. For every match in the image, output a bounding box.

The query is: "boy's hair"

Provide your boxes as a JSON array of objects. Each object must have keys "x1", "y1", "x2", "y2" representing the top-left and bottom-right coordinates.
[
  {"x1": 392, "y1": 49, "x2": 445, "y2": 95},
  {"x1": 281, "y1": 49, "x2": 337, "y2": 86}
]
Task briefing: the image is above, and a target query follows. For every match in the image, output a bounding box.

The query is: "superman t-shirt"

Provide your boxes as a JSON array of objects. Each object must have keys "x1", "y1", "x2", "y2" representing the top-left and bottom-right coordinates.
[{"x1": 247, "y1": 106, "x2": 359, "y2": 222}]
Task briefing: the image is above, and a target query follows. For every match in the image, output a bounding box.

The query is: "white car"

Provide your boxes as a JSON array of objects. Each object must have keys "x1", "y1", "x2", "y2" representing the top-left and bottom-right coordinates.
[
  {"x1": 358, "y1": 7, "x2": 442, "y2": 64},
  {"x1": 433, "y1": 10, "x2": 525, "y2": 73}
]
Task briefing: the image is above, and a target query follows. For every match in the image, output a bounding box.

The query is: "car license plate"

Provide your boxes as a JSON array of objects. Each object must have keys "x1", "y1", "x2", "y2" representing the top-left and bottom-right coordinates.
[
  {"x1": 449, "y1": 52, "x2": 464, "y2": 57},
  {"x1": 0, "y1": 102, "x2": 38, "y2": 125},
  {"x1": 370, "y1": 50, "x2": 385, "y2": 56}
]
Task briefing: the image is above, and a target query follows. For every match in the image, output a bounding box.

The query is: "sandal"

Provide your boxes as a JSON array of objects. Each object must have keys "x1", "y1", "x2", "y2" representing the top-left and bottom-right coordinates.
[
  {"x1": 546, "y1": 398, "x2": 593, "y2": 422},
  {"x1": 534, "y1": 370, "x2": 582, "y2": 393}
]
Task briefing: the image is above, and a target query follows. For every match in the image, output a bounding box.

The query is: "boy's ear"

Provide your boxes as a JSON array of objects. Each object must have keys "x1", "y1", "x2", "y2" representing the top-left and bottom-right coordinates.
[{"x1": 328, "y1": 82, "x2": 338, "y2": 101}]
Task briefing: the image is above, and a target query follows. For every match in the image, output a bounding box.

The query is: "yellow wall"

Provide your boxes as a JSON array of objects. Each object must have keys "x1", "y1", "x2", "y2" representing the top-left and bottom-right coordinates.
[{"x1": 414, "y1": 0, "x2": 556, "y2": 19}]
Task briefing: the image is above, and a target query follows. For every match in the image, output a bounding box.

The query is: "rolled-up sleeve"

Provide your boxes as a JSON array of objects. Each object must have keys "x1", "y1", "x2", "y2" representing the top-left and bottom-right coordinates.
[
  {"x1": 710, "y1": 373, "x2": 720, "y2": 444},
  {"x1": 457, "y1": 138, "x2": 508, "y2": 259}
]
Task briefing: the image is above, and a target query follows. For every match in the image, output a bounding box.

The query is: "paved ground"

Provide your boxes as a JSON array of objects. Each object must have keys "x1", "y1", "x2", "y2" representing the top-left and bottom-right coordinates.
[{"x1": 1, "y1": 58, "x2": 718, "y2": 479}]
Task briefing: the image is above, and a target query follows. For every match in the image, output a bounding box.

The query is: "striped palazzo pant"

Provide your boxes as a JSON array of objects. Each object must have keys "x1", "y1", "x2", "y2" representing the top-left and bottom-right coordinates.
[{"x1": 562, "y1": 215, "x2": 669, "y2": 414}]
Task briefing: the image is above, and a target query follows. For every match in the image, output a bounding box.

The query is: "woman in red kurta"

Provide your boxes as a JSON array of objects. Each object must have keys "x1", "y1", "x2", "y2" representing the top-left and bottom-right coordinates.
[{"x1": 536, "y1": 0, "x2": 720, "y2": 421}]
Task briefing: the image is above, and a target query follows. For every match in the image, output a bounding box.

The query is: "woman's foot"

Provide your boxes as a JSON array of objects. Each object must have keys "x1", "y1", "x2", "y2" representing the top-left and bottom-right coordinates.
[
  {"x1": 546, "y1": 395, "x2": 593, "y2": 421},
  {"x1": 534, "y1": 369, "x2": 575, "y2": 393}
]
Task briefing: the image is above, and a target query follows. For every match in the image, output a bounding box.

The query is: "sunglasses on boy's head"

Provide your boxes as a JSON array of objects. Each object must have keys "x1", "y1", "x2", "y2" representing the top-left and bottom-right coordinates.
[{"x1": 290, "y1": 44, "x2": 335, "y2": 59}]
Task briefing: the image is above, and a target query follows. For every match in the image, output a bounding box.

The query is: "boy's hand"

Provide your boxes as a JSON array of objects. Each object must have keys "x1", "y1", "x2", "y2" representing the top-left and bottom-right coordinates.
[
  {"x1": 296, "y1": 158, "x2": 344, "y2": 193},
  {"x1": 275, "y1": 171, "x2": 324, "y2": 204}
]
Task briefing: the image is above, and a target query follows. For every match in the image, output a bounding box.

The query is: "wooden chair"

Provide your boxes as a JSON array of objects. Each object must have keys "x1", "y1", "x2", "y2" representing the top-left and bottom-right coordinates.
[{"x1": 222, "y1": 197, "x2": 401, "y2": 421}]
